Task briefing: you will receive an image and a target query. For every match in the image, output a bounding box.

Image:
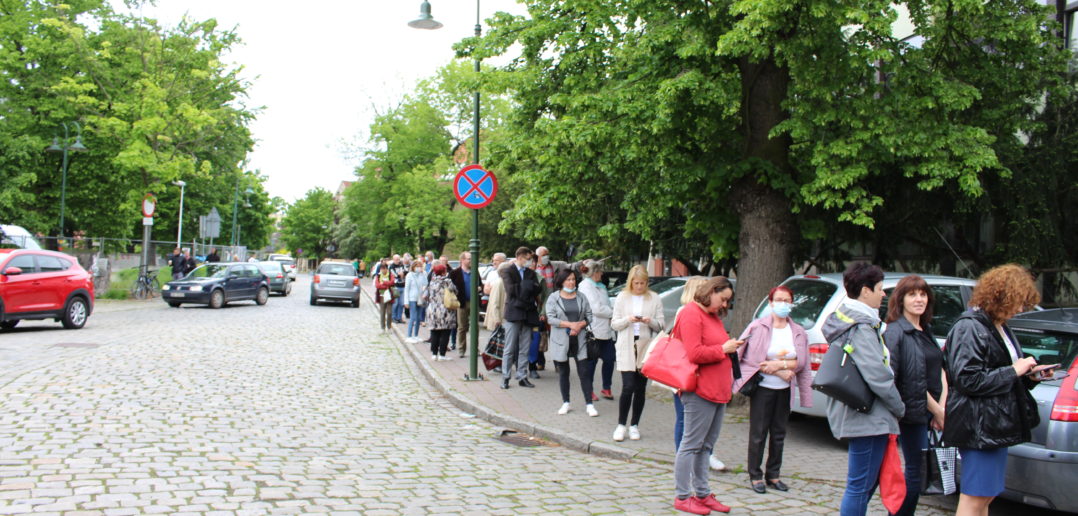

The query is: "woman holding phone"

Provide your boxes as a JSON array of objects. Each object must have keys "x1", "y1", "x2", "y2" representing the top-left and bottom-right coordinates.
[
  {"x1": 610, "y1": 265, "x2": 664, "y2": 442},
  {"x1": 944, "y1": 264, "x2": 1049, "y2": 516}
]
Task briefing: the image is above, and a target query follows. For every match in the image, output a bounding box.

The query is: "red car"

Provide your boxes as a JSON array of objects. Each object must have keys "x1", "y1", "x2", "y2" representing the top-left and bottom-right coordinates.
[{"x1": 0, "y1": 248, "x2": 94, "y2": 330}]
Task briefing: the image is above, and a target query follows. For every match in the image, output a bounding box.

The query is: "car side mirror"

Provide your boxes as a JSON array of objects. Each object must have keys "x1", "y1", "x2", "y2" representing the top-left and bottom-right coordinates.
[
  {"x1": 2, "y1": 266, "x2": 23, "y2": 276},
  {"x1": 228, "y1": 273, "x2": 239, "y2": 279}
]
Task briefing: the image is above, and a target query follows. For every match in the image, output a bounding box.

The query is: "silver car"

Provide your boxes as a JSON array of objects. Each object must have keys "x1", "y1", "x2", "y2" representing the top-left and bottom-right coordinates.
[
  {"x1": 310, "y1": 261, "x2": 360, "y2": 307},
  {"x1": 750, "y1": 273, "x2": 978, "y2": 417},
  {"x1": 1001, "y1": 308, "x2": 1078, "y2": 512}
]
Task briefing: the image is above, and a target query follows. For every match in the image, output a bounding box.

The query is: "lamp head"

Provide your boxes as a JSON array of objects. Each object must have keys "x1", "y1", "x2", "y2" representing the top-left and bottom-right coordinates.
[
  {"x1": 69, "y1": 138, "x2": 87, "y2": 152},
  {"x1": 47, "y1": 137, "x2": 63, "y2": 152},
  {"x1": 408, "y1": 1, "x2": 443, "y2": 30},
  {"x1": 173, "y1": 180, "x2": 186, "y2": 187}
]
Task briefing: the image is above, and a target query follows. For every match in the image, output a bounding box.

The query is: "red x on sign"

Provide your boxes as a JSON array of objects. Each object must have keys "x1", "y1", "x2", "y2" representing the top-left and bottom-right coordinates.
[{"x1": 454, "y1": 165, "x2": 498, "y2": 209}]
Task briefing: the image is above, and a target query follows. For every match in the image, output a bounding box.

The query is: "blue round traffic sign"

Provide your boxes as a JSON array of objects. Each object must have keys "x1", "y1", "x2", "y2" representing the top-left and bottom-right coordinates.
[{"x1": 454, "y1": 165, "x2": 498, "y2": 209}]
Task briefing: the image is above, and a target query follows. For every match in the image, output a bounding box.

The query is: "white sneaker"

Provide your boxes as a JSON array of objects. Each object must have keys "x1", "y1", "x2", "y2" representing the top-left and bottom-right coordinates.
[
  {"x1": 431, "y1": 354, "x2": 438, "y2": 360},
  {"x1": 613, "y1": 425, "x2": 627, "y2": 442},
  {"x1": 628, "y1": 426, "x2": 641, "y2": 440},
  {"x1": 709, "y1": 455, "x2": 726, "y2": 471},
  {"x1": 586, "y1": 404, "x2": 599, "y2": 417},
  {"x1": 557, "y1": 402, "x2": 570, "y2": 415}
]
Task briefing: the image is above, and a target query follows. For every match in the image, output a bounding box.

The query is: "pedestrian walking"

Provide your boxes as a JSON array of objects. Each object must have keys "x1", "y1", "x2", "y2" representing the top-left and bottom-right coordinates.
[
  {"x1": 404, "y1": 260, "x2": 429, "y2": 343},
  {"x1": 578, "y1": 259, "x2": 615, "y2": 401},
  {"x1": 205, "y1": 247, "x2": 220, "y2": 263},
  {"x1": 389, "y1": 255, "x2": 408, "y2": 324},
  {"x1": 183, "y1": 249, "x2": 196, "y2": 275},
  {"x1": 485, "y1": 258, "x2": 511, "y2": 331},
  {"x1": 499, "y1": 247, "x2": 543, "y2": 389},
  {"x1": 374, "y1": 263, "x2": 397, "y2": 331},
  {"x1": 667, "y1": 276, "x2": 726, "y2": 470},
  {"x1": 424, "y1": 264, "x2": 457, "y2": 361},
  {"x1": 358, "y1": 258, "x2": 366, "y2": 278},
  {"x1": 168, "y1": 247, "x2": 187, "y2": 280},
  {"x1": 944, "y1": 264, "x2": 1046, "y2": 516},
  {"x1": 734, "y1": 285, "x2": 813, "y2": 494},
  {"x1": 822, "y1": 263, "x2": 904, "y2": 516},
  {"x1": 610, "y1": 265, "x2": 664, "y2": 442},
  {"x1": 882, "y1": 275, "x2": 947, "y2": 515},
  {"x1": 672, "y1": 276, "x2": 741, "y2": 515},
  {"x1": 449, "y1": 251, "x2": 483, "y2": 357},
  {"x1": 545, "y1": 269, "x2": 597, "y2": 416}
]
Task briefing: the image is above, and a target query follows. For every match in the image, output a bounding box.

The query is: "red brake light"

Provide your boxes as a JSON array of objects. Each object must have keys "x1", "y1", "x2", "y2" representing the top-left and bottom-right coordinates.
[
  {"x1": 804, "y1": 275, "x2": 821, "y2": 279},
  {"x1": 313, "y1": 275, "x2": 320, "y2": 284},
  {"x1": 1050, "y1": 360, "x2": 1078, "y2": 422},
  {"x1": 809, "y1": 343, "x2": 829, "y2": 371},
  {"x1": 353, "y1": 277, "x2": 359, "y2": 286},
  {"x1": 276, "y1": 274, "x2": 283, "y2": 279}
]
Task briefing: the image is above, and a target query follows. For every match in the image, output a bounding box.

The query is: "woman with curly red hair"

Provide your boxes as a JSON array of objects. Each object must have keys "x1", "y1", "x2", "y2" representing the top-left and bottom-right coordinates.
[{"x1": 944, "y1": 264, "x2": 1051, "y2": 516}]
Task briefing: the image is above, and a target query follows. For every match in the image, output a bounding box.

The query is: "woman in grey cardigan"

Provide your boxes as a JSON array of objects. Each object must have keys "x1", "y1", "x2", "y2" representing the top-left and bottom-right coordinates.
[
  {"x1": 545, "y1": 269, "x2": 597, "y2": 417},
  {"x1": 821, "y1": 263, "x2": 904, "y2": 516}
]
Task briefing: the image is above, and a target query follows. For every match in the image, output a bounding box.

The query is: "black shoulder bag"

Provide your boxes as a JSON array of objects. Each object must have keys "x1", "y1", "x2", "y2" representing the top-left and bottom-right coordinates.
[{"x1": 811, "y1": 325, "x2": 876, "y2": 413}]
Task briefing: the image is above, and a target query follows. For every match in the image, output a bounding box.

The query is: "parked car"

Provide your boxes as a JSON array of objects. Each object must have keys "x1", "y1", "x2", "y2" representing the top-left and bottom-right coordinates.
[
  {"x1": 269, "y1": 254, "x2": 297, "y2": 280},
  {"x1": 0, "y1": 224, "x2": 43, "y2": 250},
  {"x1": 607, "y1": 276, "x2": 695, "y2": 326},
  {"x1": 751, "y1": 273, "x2": 979, "y2": 417},
  {"x1": 310, "y1": 261, "x2": 360, "y2": 307},
  {"x1": 998, "y1": 308, "x2": 1078, "y2": 512},
  {"x1": 0, "y1": 248, "x2": 94, "y2": 330},
  {"x1": 257, "y1": 261, "x2": 292, "y2": 296},
  {"x1": 161, "y1": 262, "x2": 270, "y2": 309}
]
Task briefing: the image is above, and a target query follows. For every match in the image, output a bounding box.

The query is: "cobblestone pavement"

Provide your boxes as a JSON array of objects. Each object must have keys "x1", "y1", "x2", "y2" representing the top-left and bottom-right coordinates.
[{"x1": 0, "y1": 277, "x2": 1047, "y2": 515}]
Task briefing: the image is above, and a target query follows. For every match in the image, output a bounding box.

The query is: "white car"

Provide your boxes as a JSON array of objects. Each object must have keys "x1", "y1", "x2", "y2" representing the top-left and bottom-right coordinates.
[
  {"x1": 269, "y1": 255, "x2": 297, "y2": 280},
  {"x1": 0, "y1": 225, "x2": 43, "y2": 250},
  {"x1": 751, "y1": 273, "x2": 979, "y2": 417}
]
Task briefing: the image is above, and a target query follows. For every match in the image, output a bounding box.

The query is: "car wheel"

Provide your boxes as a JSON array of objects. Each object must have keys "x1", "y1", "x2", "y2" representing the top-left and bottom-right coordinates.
[
  {"x1": 0, "y1": 320, "x2": 18, "y2": 330},
  {"x1": 61, "y1": 296, "x2": 89, "y2": 329},
  {"x1": 309, "y1": 294, "x2": 317, "y2": 306},
  {"x1": 351, "y1": 297, "x2": 360, "y2": 308},
  {"x1": 283, "y1": 282, "x2": 292, "y2": 296},
  {"x1": 209, "y1": 289, "x2": 225, "y2": 309},
  {"x1": 167, "y1": 301, "x2": 182, "y2": 308},
  {"x1": 255, "y1": 287, "x2": 269, "y2": 305}
]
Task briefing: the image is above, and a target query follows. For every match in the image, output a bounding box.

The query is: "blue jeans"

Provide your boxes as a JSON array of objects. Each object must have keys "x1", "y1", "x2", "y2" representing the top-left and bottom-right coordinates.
[
  {"x1": 841, "y1": 434, "x2": 888, "y2": 516},
  {"x1": 674, "y1": 393, "x2": 685, "y2": 451},
  {"x1": 391, "y1": 287, "x2": 405, "y2": 321},
  {"x1": 597, "y1": 338, "x2": 616, "y2": 390},
  {"x1": 407, "y1": 302, "x2": 422, "y2": 337},
  {"x1": 894, "y1": 423, "x2": 927, "y2": 516},
  {"x1": 529, "y1": 330, "x2": 541, "y2": 363}
]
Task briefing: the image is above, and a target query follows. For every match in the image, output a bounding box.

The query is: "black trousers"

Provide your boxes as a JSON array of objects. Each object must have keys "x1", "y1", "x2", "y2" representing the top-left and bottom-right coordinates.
[
  {"x1": 430, "y1": 329, "x2": 452, "y2": 357},
  {"x1": 618, "y1": 371, "x2": 648, "y2": 425},
  {"x1": 747, "y1": 386, "x2": 791, "y2": 481},
  {"x1": 555, "y1": 358, "x2": 596, "y2": 404}
]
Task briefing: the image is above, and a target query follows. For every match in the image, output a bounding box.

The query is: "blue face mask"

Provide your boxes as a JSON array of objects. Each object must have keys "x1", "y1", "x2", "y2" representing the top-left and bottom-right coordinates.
[
  {"x1": 771, "y1": 302, "x2": 792, "y2": 318},
  {"x1": 562, "y1": 287, "x2": 576, "y2": 294}
]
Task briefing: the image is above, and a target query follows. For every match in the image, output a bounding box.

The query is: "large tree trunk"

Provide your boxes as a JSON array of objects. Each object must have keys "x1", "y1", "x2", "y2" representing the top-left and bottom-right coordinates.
[{"x1": 727, "y1": 57, "x2": 797, "y2": 334}]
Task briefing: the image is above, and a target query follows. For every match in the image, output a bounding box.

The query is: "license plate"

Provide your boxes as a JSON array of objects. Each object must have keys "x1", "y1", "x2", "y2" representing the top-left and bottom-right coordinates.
[
  {"x1": 172, "y1": 292, "x2": 185, "y2": 297},
  {"x1": 329, "y1": 280, "x2": 345, "y2": 287}
]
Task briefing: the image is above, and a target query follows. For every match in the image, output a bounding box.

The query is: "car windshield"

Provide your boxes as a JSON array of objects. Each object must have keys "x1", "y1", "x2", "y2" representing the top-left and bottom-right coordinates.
[
  {"x1": 318, "y1": 263, "x2": 354, "y2": 276},
  {"x1": 1012, "y1": 328, "x2": 1078, "y2": 374},
  {"x1": 754, "y1": 279, "x2": 839, "y2": 330},
  {"x1": 188, "y1": 264, "x2": 230, "y2": 279},
  {"x1": 258, "y1": 262, "x2": 283, "y2": 273}
]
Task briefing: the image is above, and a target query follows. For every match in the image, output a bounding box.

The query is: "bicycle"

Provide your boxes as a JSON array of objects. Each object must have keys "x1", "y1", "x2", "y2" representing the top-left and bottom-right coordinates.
[{"x1": 131, "y1": 266, "x2": 161, "y2": 300}]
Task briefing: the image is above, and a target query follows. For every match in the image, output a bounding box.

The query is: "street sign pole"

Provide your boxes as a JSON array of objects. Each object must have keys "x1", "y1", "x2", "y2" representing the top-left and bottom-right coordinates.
[{"x1": 454, "y1": 164, "x2": 498, "y2": 382}]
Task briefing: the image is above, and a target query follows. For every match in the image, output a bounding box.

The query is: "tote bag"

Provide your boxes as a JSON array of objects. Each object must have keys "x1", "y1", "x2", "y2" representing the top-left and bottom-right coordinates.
[
  {"x1": 811, "y1": 327, "x2": 875, "y2": 413},
  {"x1": 443, "y1": 286, "x2": 460, "y2": 310},
  {"x1": 921, "y1": 431, "x2": 958, "y2": 495},
  {"x1": 640, "y1": 317, "x2": 698, "y2": 392}
]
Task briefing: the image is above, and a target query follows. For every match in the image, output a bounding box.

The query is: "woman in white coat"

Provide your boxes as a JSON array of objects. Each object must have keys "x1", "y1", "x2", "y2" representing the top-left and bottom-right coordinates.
[
  {"x1": 578, "y1": 259, "x2": 616, "y2": 400},
  {"x1": 610, "y1": 265, "x2": 665, "y2": 441}
]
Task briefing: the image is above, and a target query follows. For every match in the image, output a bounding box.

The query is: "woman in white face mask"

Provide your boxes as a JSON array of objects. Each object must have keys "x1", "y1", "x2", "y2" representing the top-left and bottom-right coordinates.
[{"x1": 733, "y1": 285, "x2": 814, "y2": 494}]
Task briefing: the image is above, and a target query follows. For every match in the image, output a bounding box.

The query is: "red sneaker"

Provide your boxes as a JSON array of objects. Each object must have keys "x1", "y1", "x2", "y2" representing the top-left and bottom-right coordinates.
[
  {"x1": 673, "y1": 497, "x2": 711, "y2": 515},
  {"x1": 601, "y1": 389, "x2": 614, "y2": 399},
  {"x1": 698, "y1": 494, "x2": 730, "y2": 513},
  {"x1": 591, "y1": 392, "x2": 599, "y2": 401}
]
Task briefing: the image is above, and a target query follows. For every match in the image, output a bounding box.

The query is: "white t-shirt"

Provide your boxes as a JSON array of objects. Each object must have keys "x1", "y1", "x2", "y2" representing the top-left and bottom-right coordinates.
[
  {"x1": 760, "y1": 325, "x2": 796, "y2": 389},
  {"x1": 631, "y1": 295, "x2": 644, "y2": 336},
  {"x1": 997, "y1": 325, "x2": 1019, "y2": 364}
]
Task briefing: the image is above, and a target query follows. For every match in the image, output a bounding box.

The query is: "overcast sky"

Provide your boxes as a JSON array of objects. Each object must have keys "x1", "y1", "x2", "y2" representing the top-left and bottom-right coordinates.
[{"x1": 119, "y1": 0, "x2": 527, "y2": 203}]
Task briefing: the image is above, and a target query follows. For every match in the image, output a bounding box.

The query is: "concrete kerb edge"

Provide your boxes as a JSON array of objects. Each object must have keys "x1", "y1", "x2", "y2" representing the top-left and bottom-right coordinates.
[{"x1": 363, "y1": 286, "x2": 637, "y2": 463}]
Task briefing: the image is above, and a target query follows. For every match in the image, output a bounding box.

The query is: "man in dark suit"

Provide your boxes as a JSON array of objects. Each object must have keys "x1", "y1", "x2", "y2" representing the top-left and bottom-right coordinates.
[
  {"x1": 449, "y1": 251, "x2": 483, "y2": 358},
  {"x1": 499, "y1": 246, "x2": 542, "y2": 389}
]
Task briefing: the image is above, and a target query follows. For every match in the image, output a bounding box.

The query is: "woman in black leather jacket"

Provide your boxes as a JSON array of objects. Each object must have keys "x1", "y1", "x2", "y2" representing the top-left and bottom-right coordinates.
[
  {"x1": 943, "y1": 264, "x2": 1048, "y2": 516},
  {"x1": 883, "y1": 275, "x2": 946, "y2": 516}
]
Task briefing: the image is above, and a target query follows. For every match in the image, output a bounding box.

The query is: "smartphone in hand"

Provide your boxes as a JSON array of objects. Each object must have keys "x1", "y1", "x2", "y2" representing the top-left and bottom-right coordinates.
[{"x1": 1028, "y1": 363, "x2": 1061, "y2": 381}]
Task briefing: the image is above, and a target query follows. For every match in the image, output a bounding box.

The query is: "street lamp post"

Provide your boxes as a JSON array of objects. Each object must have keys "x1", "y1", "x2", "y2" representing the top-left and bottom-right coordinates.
[
  {"x1": 173, "y1": 180, "x2": 186, "y2": 248},
  {"x1": 46, "y1": 122, "x2": 88, "y2": 240},
  {"x1": 411, "y1": 0, "x2": 484, "y2": 381}
]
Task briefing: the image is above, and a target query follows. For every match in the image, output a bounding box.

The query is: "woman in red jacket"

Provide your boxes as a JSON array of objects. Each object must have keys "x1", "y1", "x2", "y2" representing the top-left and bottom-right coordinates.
[{"x1": 672, "y1": 277, "x2": 744, "y2": 515}]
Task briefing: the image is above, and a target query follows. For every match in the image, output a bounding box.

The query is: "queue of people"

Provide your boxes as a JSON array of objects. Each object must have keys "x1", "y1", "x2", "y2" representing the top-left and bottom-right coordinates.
[{"x1": 365, "y1": 247, "x2": 1049, "y2": 515}]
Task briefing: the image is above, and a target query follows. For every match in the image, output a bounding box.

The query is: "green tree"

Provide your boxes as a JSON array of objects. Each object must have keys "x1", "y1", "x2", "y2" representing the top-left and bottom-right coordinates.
[
  {"x1": 281, "y1": 188, "x2": 335, "y2": 261},
  {"x1": 474, "y1": 0, "x2": 1070, "y2": 328}
]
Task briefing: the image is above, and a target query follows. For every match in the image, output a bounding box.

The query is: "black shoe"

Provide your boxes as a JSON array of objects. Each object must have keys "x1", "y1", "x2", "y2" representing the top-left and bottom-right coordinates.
[
  {"x1": 751, "y1": 480, "x2": 766, "y2": 494},
  {"x1": 766, "y1": 480, "x2": 788, "y2": 492},
  {"x1": 519, "y1": 378, "x2": 535, "y2": 388},
  {"x1": 529, "y1": 370, "x2": 540, "y2": 379},
  {"x1": 501, "y1": 379, "x2": 510, "y2": 389}
]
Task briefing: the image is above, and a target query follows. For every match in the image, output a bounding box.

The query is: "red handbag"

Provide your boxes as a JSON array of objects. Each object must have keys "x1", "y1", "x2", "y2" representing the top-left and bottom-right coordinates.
[
  {"x1": 640, "y1": 318, "x2": 698, "y2": 392},
  {"x1": 879, "y1": 434, "x2": 907, "y2": 514}
]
